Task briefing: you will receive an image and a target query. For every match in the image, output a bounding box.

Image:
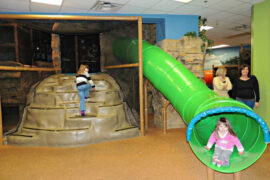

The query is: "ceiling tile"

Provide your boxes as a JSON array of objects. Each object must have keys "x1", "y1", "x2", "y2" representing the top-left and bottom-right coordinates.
[
  {"x1": 150, "y1": 0, "x2": 185, "y2": 11},
  {"x1": 60, "y1": 7, "x2": 88, "y2": 13},
  {"x1": 143, "y1": 8, "x2": 169, "y2": 14},
  {"x1": 237, "y1": 8, "x2": 252, "y2": 16},
  {"x1": 227, "y1": 14, "x2": 247, "y2": 21},
  {"x1": 187, "y1": 0, "x2": 223, "y2": 7},
  {"x1": 127, "y1": 0, "x2": 162, "y2": 8},
  {"x1": 103, "y1": 0, "x2": 130, "y2": 4},
  {"x1": 225, "y1": 2, "x2": 252, "y2": 15},
  {"x1": 209, "y1": 0, "x2": 244, "y2": 11},
  {"x1": 0, "y1": 0, "x2": 29, "y2": 11},
  {"x1": 170, "y1": 4, "x2": 202, "y2": 15},
  {"x1": 117, "y1": 5, "x2": 147, "y2": 14},
  {"x1": 207, "y1": 11, "x2": 235, "y2": 21},
  {"x1": 195, "y1": 8, "x2": 220, "y2": 19},
  {"x1": 250, "y1": 0, "x2": 265, "y2": 4}
]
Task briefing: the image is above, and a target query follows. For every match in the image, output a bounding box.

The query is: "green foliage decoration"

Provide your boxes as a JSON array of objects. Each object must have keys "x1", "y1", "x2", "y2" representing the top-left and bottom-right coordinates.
[{"x1": 184, "y1": 16, "x2": 214, "y2": 53}]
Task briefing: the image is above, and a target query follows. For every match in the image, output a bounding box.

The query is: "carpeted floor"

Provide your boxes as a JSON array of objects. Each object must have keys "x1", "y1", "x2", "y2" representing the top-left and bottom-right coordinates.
[{"x1": 0, "y1": 126, "x2": 269, "y2": 180}]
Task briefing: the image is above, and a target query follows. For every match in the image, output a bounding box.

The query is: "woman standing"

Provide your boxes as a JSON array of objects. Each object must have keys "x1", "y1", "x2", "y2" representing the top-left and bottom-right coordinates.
[
  {"x1": 76, "y1": 64, "x2": 96, "y2": 116},
  {"x1": 213, "y1": 67, "x2": 232, "y2": 97},
  {"x1": 232, "y1": 64, "x2": 260, "y2": 109}
]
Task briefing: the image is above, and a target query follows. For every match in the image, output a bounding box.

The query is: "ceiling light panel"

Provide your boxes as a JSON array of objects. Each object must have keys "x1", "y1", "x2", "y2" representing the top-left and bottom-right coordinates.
[
  {"x1": 62, "y1": 0, "x2": 96, "y2": 10},
  {"x1": 173, "y1": 0, "x2": 192, "y2": 3},
  {"x1": 200, "y1": 26, "x2": 214, "y2": 31},
  {"x1": 210, "y1": 44, "x2": 230, "y2": 49},
  {"x1": 31, "y1": 0, "x2": 63, "y2": 6}
]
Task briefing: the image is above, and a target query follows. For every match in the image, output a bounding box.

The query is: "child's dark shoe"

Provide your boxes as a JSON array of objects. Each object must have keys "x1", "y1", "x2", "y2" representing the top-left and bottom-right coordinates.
[
  {"x1": 81, "y1": 111, "x2": 85, "y2": 116},
  {"x1": 84, "y1": 97, "x2": 88, "y2": 100}
]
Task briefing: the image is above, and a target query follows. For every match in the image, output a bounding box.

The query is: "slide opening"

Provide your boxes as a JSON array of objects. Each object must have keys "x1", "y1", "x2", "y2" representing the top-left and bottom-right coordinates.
[{"x1": 187, "y1": 108, "x2": 268, "y2": 173}]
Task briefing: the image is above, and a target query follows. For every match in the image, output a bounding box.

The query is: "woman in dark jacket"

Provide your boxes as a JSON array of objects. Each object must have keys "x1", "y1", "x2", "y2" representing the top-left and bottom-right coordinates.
[{"x1": 232, "y1": 64, "x2": 260, "y2": 109}]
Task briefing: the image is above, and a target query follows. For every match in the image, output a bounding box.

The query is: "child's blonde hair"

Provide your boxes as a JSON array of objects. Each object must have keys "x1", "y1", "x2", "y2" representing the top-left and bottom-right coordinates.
[
  {"x1": 77, "y1": 64, "x2": 88, "y2": 75},
  {"x1": 216, "y1": 67, "x2": 227, "y2": 76},
  {"x1": 215, "y1": 117, "x2": 236, "y2": 137}
]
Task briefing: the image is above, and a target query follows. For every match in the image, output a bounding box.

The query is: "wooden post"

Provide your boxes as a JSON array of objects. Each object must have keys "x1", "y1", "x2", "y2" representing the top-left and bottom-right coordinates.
[
  {"x1": 52, "y1": 23, "x2": 61, "y2": 73},
  {"x1": 75, "y1": 35, "x2": 79, "y2": 71},
  {"x1": 30, "y1": 28, "x2": 34, "y2": 65},
  {"x1": 14, "y1": 24, "x2": 19, "y2": 62},
  {"x1": 132, "y1": 75, "x2": 136, "y2": 109},
  {"x1": 234, "y1": 172, "x2": 241, "y2": 180},
  {"x1": 0, "y1": 95, "x2": 3, "y2": 146},
  {"x1": 207, "y1": 167, "x2": 215, "y2": 180},
  {"x1": 162, "y1": 101, "x2": 170, "y2": 134},
  {"x1": 138, "y1": 16, "x2": 144, "y2": 136},
  {"x1": 144, "y1": 79, "x2": 149, "y2": 129}
]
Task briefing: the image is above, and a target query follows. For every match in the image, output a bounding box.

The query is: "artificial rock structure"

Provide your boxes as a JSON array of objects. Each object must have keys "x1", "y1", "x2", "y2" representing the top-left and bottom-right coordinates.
[{"x1": 7, "y1": 73, "x2": 140, "y2": 146}]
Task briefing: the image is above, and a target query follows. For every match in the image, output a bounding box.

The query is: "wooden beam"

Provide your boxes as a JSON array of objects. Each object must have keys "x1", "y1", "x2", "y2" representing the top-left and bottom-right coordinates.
[
  {"x1": 0, "y1": 43, "x2": 16, "y2": 47},
  {"x1": 104, "y1": 63, "x2": 138, "y2": 69},
  {"x1": 138, "y1": 16, "x2": 144, "y2": 136},
  {"x1": 0, "y1": 14, "x2": 139, "y2": 21},
  {"x1": 0, "y1": 66, "x2": 59, "y2": 72}
]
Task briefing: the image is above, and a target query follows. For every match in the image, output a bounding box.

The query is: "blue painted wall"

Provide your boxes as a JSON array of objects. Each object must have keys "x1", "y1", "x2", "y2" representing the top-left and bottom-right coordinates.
[{"x1": 0, "y1": 12, "x2": 198, "y2": 42}]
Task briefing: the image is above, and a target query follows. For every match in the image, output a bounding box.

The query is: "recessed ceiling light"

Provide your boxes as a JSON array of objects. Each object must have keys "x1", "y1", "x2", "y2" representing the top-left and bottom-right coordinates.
[
  {"x1": 31, "y1": 0, "x2": 63, "y2": 6},
  {"x1": 210, "y1": 44, "x2": 230, "y2": 49},
  {"x1": 200, "y1": 25, "x2": 214, "y2": 31},
  {"x1": 173, "y1": 0, "x2": 192, "y2": 3}
]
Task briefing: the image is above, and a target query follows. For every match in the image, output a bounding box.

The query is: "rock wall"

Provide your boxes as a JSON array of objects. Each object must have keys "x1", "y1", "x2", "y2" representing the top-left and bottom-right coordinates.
[{"x1": 7, "y1": 73, "x2": 140, "y2": 146}]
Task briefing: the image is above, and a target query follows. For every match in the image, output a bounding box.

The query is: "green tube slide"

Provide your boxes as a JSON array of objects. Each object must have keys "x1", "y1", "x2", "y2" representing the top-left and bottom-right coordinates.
[{"x1": 113, "y1": 38, "x2": 270, "y2": 173}]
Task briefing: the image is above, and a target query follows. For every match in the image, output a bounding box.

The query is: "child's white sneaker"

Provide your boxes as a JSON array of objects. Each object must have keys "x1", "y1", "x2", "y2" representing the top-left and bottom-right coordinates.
[
  {"x1": 212, "y1": 158, "x2": 217, "y2": 165},
  {"x1": 217, "y1": 161, "x2": 222, "y2": 168}
]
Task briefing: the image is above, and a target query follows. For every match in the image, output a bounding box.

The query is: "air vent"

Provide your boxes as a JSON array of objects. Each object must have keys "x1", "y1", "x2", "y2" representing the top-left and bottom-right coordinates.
[
  {"x1": 232, "y1": 24, "x2": 249, "y2": 31},
  {"x1": 91, "y1": 1, "x2": 122, "y2": 12}
]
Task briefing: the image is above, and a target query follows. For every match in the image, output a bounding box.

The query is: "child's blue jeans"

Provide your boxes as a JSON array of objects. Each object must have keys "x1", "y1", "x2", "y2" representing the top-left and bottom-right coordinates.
[
  {"x1": 213, "y1": 146, "x2": 232, "y2": 166},
  {"x1": 77, "y1": 84, "x2": 91, "y2": 111}
]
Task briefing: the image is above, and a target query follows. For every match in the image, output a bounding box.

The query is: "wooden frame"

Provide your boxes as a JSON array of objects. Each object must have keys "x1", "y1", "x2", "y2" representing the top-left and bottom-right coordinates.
[{"x1": 0, "y1": 14, "x2": 145, "y2": 142}]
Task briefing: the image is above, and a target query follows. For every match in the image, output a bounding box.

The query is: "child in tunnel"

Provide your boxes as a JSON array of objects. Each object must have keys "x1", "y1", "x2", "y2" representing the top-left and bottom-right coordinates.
[
  {"x1": 204, "y1": 117, "x2": 244, "y2": 167},
  {"x1": 76, "y1": 64, "x2": 96, "y2": 116}
]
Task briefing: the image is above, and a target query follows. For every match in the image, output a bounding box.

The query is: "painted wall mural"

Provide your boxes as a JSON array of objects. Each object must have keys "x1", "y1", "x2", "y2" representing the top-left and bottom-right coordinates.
[{"x1": 204, "y1": 45, "x2": 251, "y2": 70}]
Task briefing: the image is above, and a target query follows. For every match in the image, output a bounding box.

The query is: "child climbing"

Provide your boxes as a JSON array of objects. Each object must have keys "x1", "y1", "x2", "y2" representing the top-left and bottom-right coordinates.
[
  {"x1": 76, "y1": 64, "x2": 96, "y2": 116},
  {"x1": 204, "y1": 117, "x2": 244, "y2": 168}
]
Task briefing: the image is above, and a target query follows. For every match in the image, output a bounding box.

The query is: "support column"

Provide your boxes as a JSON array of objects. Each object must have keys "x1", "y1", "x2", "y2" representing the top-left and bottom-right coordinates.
[
  {"x1": 51, "y1": 23, "x2": 61, "y2": 73},
  {"x1": 138, "y1": 16, "x2": 144, "y2": 135},
  {"x1": 144, "y1": 79, "x2": 149, "y2": 129}
]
